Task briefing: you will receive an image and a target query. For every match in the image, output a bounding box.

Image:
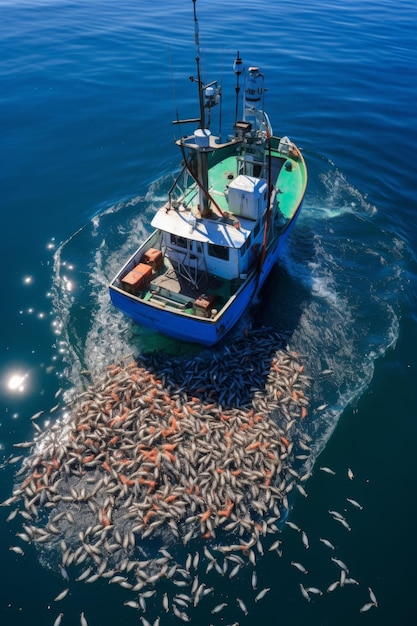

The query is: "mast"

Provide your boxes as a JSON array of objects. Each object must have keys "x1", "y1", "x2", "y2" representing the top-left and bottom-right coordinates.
[
  {"x1": 192, "y1": 0, "x2": 205, "y2": 129},
  {"x1": 190, "y1": 0, "x2": 212, "y2": 216},
  {"x1": 233, "y1": 51, "x2": 243, "y2": 124},
  {"x1": 178, "y1": 1, "x2": 223, "y2": 217}
]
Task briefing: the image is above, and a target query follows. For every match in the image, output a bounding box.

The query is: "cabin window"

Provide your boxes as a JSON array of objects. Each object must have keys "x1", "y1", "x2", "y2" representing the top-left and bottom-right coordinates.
[
  {"x1": 208, "y1": 243, "x2": 229, "y2": 261},
  {"x1": 170, "y1": 234, "x2": 188, "y2": 249}
]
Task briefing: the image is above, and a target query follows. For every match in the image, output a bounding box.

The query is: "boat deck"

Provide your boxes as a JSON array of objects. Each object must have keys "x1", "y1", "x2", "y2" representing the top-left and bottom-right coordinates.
[
  {"x1": 141, "y1": 257, "x2": 238, "y2": 317},
  {"x1": 182, "y1": 149, "x2": 305, "y2": 220}
]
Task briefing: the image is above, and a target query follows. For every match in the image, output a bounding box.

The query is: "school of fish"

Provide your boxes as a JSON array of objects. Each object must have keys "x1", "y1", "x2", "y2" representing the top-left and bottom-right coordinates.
[{"x1": 1, "y1": 328, "x2": 377, "y2": 623}]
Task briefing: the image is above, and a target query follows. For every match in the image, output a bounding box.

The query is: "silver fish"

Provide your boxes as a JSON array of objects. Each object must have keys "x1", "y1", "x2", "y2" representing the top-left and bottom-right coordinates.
[
  {"x1": 237, "y1": 598, "x2": 248, "y2": 615},
  {"x1": 300, "y1": 583, "x2": 310, "y2": 602},
  {"x1": 255, "y1": 588, "x2": 270, "y2": 602},
  {"x1": 53, "y1": 613, "x2": 64, "y2": 626},
  {"x1": 124, "y1": 600, "x2": 140, "y2": 609},
  {"x1": 368, "y1": 587, "x2": 378, "y2": 606},
  {"x1": 306, "y1": 587, "x2": 322, "y2": 595},
  {"x1": 301, "y1": 530, "x2": 309, "y2": 549},
  {"x1": 211, "y1": 603, "x2": 227, "y2": 614},
  {"x1": 162, "y1": 592, "x2": 169, "y2": 612},
  {"x1": 291, "y1": 561, "x2": 308, "y2": 574},
  {"x1": 346, "y1": 497, "x2": 363, "y2": 510},
  {"x1": 331, "y1": 557, "x2": 349, "y2": 572},
  {"x1": 54, "y1": 588, "x2": 69, "y2": 602}
]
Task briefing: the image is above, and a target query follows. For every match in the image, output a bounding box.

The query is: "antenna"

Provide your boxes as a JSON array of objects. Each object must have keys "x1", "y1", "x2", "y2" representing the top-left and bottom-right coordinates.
[
  {"x1": 192, "y1": 0, "x2": 205, "y2": 128},
  {"x1": 233, "y1": 51, "x2": 243, "y2": 123}
]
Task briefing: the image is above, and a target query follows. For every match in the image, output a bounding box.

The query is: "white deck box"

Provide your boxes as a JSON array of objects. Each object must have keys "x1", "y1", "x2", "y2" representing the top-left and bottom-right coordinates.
[{"x1": 227, "y1": 175, "x2": 268, "y2": 220}]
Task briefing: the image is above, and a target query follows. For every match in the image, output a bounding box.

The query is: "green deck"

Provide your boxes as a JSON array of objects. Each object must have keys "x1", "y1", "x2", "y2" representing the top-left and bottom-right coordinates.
[
  {"x1": 271, "y1": 150, "x2": 306, "y2": 219},
  {"x1": 193, "y1": 150, "x2": 306, "y2": 219}
]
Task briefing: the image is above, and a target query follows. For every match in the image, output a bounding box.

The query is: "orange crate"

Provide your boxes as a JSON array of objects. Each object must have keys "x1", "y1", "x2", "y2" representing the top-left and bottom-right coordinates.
[
  {"x1": 142, "y1": 248, "x2": 163, "y2": 271},
  {"x1": 195, "y1": 293, "x2": 216, "y2": 316},
  {"x1": 121, "y1": 263, "x2": 152, "y2": 294}
]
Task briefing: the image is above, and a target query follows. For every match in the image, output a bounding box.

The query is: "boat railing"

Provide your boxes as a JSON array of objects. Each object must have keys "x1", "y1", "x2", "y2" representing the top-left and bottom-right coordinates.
[{"x1": 168, "y1": 165, "x2": 195, "y2": 208}]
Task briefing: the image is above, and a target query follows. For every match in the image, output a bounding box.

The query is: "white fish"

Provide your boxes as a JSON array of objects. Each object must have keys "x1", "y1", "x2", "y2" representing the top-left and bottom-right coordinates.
[
  {"x1": 76, "y1": 567, "x2": 92, "y2": 582},
  {"x1": 211, "y1": 602, "x2": 227, "y2": 614},
  {"x1": 345, "y1": 578, "x2": 359, "y2": 585},
  {"x1": 346, "y1": 497, "x2": 363, "y2": 510},
  {"x1": 203, "y1": 546, "x2": 215, "y2": 562},
  {"x1": 54, "y1": 588, "x2": 69, "y2": 602},
  {"x1": 368, "y1": 587, "x2": 378, "y2": 606},
  {"x1": 251, "y1": 570, "x2": 257, "y2": 590},
  {"x1": 359, "y1": 602, "x2": 376, "y2": 613},
  {"x1": 331, "y1": 557, "x2": 349, "y2": 572},
  {"x1": 229, "y1": 563, "x2": 241, "y2": 579},
  {"x1": 285, "y1": 521, "x2": 301, "y2": 532},
  {"x1": 255, "y1": 587, "x2": 270, "y2": 602},
  {"x1": 296, "y1": 484, "x2": 308, "y2": 497},
  {"x1": 319, "y1": 466, "x2": 336, "y2": 475},
  {"x1": 53, "y1": 613, "x2": 64, "y2": 626},
  {"x1": 291, "y1": 561, "x2": 308, "y2": 574},
  {"x1": 334, "y1": 517, "x2": 351, "y2": 531},
  {"x1": 327, "y1": 581, "x2": 340, "y2": 593},
  {"x1": 140, "y1": 618, "x2": 152, "y2": 626},
  {"x1": 306, "y1": 587, "x2": 323, "y2": 595},
  {"x1": 80, "y1": 612, "x2": 88, "y2": 626},
  {"x1": 163, "y1": 592, "x2": 169, "y2": 612},
  {"x1": 269, "y1": 539, "x2": 282, "y2": 551},
  {"x1": 319, "y1": 538, "x2": 335, "y2": 550},
  {"x1": 328, "y1": 510, "x2": 345, "y2": 520},
  {"x1": 124, "y1": 600, "x2": 140, "y2": 609},
  {"x1": 30, "y1": 410, "x2": 44, "y2": 420},
  {"x1": 9, "y1": 545, "x2": 24, "y2": 556},
  {"x1": 301, "y1": 531, "x2": 309, "y2": 549},
  {"x1": 141, "y1": 589, "x2": 157, "y2": 598},
  {"x1": 299, "y1": 583, "x2": 310, "y2": 602},
  {"x1": 347, "y1": 468, "x2": 354, "y2": 480},
  {"x1": 237, "y1": 598, "x2": 248, "y2": 615}
]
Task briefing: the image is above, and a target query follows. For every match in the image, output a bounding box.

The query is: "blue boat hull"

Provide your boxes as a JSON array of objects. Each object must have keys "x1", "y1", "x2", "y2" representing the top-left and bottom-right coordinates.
[{"x1": 109, "y1": 201, "x2": 303, "y2": 346}]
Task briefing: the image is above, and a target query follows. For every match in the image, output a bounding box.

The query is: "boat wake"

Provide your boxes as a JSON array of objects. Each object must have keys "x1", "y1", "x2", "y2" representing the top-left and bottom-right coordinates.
[{"x1": 50, "y1": 158, "x2": 402, "y2": 462}]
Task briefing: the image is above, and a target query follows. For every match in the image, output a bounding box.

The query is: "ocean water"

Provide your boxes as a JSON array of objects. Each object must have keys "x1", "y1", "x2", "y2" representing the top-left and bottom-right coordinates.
[{"x1": 1, "y1": 1, "x2": 417, "y2": 625}]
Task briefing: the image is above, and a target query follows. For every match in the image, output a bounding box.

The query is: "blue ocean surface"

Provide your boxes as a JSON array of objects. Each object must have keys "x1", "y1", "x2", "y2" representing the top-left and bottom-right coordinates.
[{"x1": 1, "y1": 1, "x2": 417, "y2": 625}]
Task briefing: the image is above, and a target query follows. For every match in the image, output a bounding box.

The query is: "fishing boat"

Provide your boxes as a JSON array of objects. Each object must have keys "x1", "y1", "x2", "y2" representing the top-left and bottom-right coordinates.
[{"x1": 109, "y1": 1, "x2": 307, "y2": 346}]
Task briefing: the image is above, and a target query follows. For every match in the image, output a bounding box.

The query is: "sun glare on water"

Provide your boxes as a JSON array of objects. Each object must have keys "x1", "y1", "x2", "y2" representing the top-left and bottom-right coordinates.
[{"x1": 6, "y1": 371, "x2": 28, "y2": 394}]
